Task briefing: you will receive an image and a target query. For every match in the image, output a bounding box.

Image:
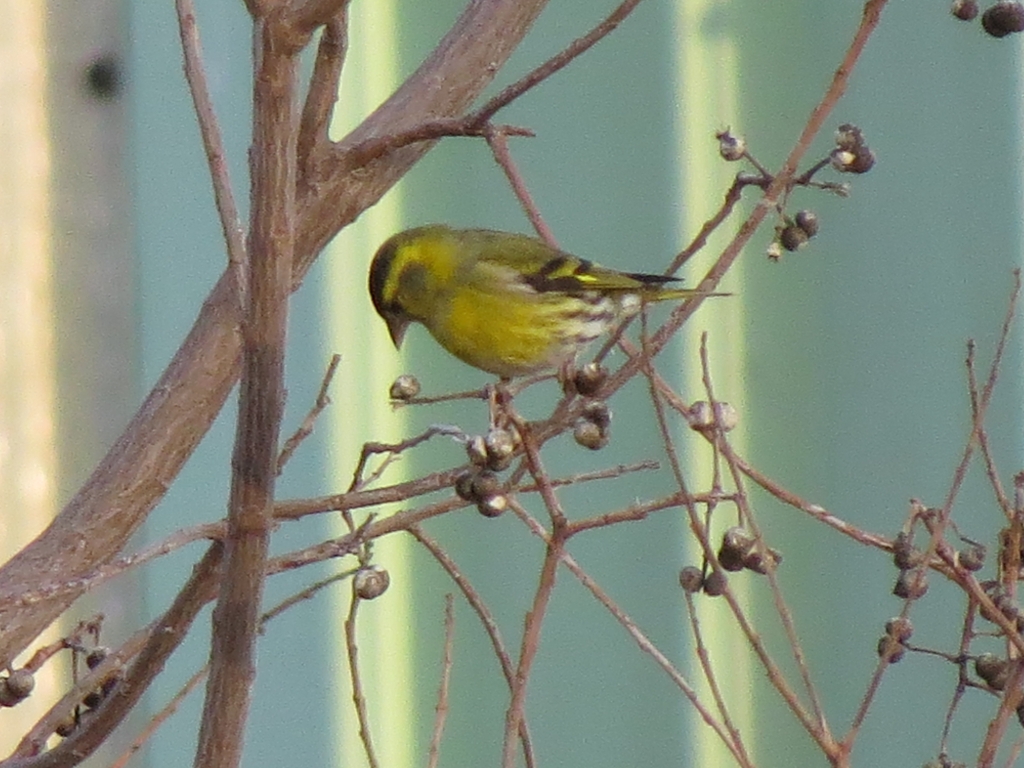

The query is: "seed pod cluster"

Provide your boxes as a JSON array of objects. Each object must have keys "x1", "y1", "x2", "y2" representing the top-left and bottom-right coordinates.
[
  {"x1": 687, "y1": 401, "x2": 738, "y2": 434},
  {"x1": 570, "y1": 362, "x2": 608, "y2": 397},
  {"x1": 891, "y1": 527, "x2": 930, "y2": 601},
  {"x1": 876, "y1": 616, "x2": 913, "y2": 664},
  {"x1": 467, "y1": 427, "x2": 520, "y2": 472},
  {"x1": 979, "y1": 582, "x2": 1024, "y2": 632},
  {"x1": 81, "y1": 647, "x2": 121, "y2": 711},
  {"x1": 975, "y1": 652, "x2": 1009, "y2": 689},
  {"x1": 455, "y1": 468, "x2": 508, "y2": 518},
  {"x1": 56, "y1": 647, "x2": 123, "y2": 736},
  {"x1": 678, "y1": 565, "x2": 729, "y2": 596},
  {"x1": 574, "y1": 400, "x2": 611, "y2": 450},
  {"x1": 774, "y1": 209, "x2": 821, "y2": 256},
  {"x1": 831, "y1": 123, "x2": 875, "y2": 174},
  {"x1": 717, "y1": 526, "x2": 782, "y2": 575}
]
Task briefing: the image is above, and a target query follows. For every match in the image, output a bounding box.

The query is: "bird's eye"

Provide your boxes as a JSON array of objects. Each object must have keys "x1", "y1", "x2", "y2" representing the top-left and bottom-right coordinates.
[{"x1": 397, "y1": 262, "x2": 429, "y2": 301}]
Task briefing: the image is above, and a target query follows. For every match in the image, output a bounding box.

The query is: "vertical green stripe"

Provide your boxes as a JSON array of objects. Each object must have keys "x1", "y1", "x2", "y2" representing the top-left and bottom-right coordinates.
[
  {"x1": 672, "y1": 1, "x2": 753, "y2": 765},
  {"x1": 325, "y1": 3, "x2": 416, "y2": 766}
]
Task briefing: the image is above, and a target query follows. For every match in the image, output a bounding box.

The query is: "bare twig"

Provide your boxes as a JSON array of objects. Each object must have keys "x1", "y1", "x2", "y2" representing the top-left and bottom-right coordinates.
[
  {"x1": 486, "y1": 127, "x2": 555, "y2": 245},
  {"x1": 939, "y1": 270, "x2": 1020, "y2": 518},
  {"x1": 472, "y1": 0, "x2": 648, "y2": 125},
  {"x1": 507, "y1": 498, "x2": 750, "y2": 765},
  {"x1": 426, "y1": 595, "x2": 455, "y2": 768},
  {"x1": 109, "y1": 665, "x2": 208, "y2": 768},
  {"x1": 341, "y1": 0, "x2": 648, "y2": 166},
  {"x1": 278, "y1": 353, "x2": 342, "y2": 473},
  {"x1": 344, "y1": 121, "x2": 534, "y2": 169},
  {"x1": 344, "y1": 594, "x2": 379, "y2": 768},
  {"x1": 175, "y1": 0, "x2": 248, "y2": 307},
  {"x1": 967, "y1": 340, "x2": 1013, "y2": 520},
  {"x1": 501, "y1": 539, "x2": 560, "y2": 768},
  {"x1": 409, "y1": 526, "x2": 537, "y2": 768},
  {"x1": 681, "y1": 589, "x2": 753, "y2": 768}
]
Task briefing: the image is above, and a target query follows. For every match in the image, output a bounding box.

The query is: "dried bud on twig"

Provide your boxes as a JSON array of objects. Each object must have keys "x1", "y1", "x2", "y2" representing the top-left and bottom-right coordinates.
[
  {"x1": 389, "y1": 374, "x2": 421, "y2": 401},
  {"x1": 678, "y1": 566, "x2": 704, "y2": 593},
  {"x1": 0, "y1": 669, "x2": 35, "y2": 707},
  {"x1": 715, "y1": 129, "x2": 746, "y2": 161},
  {"x1": 354, "y1": 566, "x2": 391, "y2": 600}
]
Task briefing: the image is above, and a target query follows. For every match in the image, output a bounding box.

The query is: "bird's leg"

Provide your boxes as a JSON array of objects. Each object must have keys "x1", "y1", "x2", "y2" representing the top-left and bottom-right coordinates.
[
  {"x1": 557, "y1": 360, "x2": 578, "y2": 397},
  {"x1": 487, "y1": 379, "x2": 516, "y2": 430}
]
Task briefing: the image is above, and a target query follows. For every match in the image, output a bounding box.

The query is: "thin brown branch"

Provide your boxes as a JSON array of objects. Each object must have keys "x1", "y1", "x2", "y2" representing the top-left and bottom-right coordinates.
[
  {"x1": 340, "y1": 0, "x2": 648, "y2": 165},
  {"x1": 499, "y1": 420, "x2": 567, "y2": 768},
  {"x1": 472, "y1": 0, "x2": 648, "y2": 125},
  {"x1": 501, "y1": 538, "x2": 561, "y2": 768},
  {"x1": 349, "y1": 426, "x2": 465, "y2": 493},
  {"x1": 12, "y1": 523, "x2": 222, "y2": 607},
  {"x1": 426, "y1": 595, "x2": 455, "y2": 768},
  {"x1": 277, "y1": 353, "x2": 341, "y2": 473},
  {"x1": 681, "y1": 590, "x2": 754, "y2": 768},
  {"x1": 409, "y1": 526, "x2": 537, "y2": 768},
  {"x1": 967, "y1": 340, "x2": 1013, "y2": 520},
  {"x1": 344, "y1": 121, "x2": 534, "y2": 169},
  {"x1": 938, "y1": 270, "x2": 1021, "y2": 517},
  {"x1": 175, "y1": 0, "x2": 248, "y2": 307},
  {"x1": 110, "y1": 665, "x2": 208, "y2": 768},
  {"x1": 664, "y1": 172, "x2": 749, "y2": 275},
  {"x1": 722, "y1": 447, "x2": 892, "y2": 552},
  {"x1": 507, "y1": 498, "x2": 749, "y2": 765},
  {"x1": 344, "y1": 594, "x2": 380, "y2": 768},
  {"x1": 485, "y1": 127, "x2": 555, "y2": 245}
]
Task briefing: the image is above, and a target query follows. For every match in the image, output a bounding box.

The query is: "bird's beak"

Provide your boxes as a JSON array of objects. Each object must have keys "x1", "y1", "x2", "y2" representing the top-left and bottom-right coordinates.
[{"x1": 384, "y1": 312, "x2": 410, "y2": 348}]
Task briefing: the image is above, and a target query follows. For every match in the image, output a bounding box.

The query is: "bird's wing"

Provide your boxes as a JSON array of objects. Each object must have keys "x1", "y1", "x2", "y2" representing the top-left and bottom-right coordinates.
[{"x1": 469, "y1": 230, "x2": 679, "y2": 295}]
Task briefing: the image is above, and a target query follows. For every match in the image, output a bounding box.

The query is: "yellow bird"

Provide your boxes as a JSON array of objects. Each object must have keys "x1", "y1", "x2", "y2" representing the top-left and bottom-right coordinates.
[{"x1": 368, "y1": 224, "x2": 719, "y2": 378}]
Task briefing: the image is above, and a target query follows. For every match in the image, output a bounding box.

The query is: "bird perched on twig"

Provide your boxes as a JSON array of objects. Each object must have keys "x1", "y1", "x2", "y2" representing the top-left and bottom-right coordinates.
[{"x1": 369, "y1": 224, "x2": 724, "y2": 379}]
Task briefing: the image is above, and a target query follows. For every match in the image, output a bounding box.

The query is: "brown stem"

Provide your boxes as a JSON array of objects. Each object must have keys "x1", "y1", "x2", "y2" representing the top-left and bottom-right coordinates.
[{"x1": 194, "y1": 14, "x2": 300, "y2": 768}]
